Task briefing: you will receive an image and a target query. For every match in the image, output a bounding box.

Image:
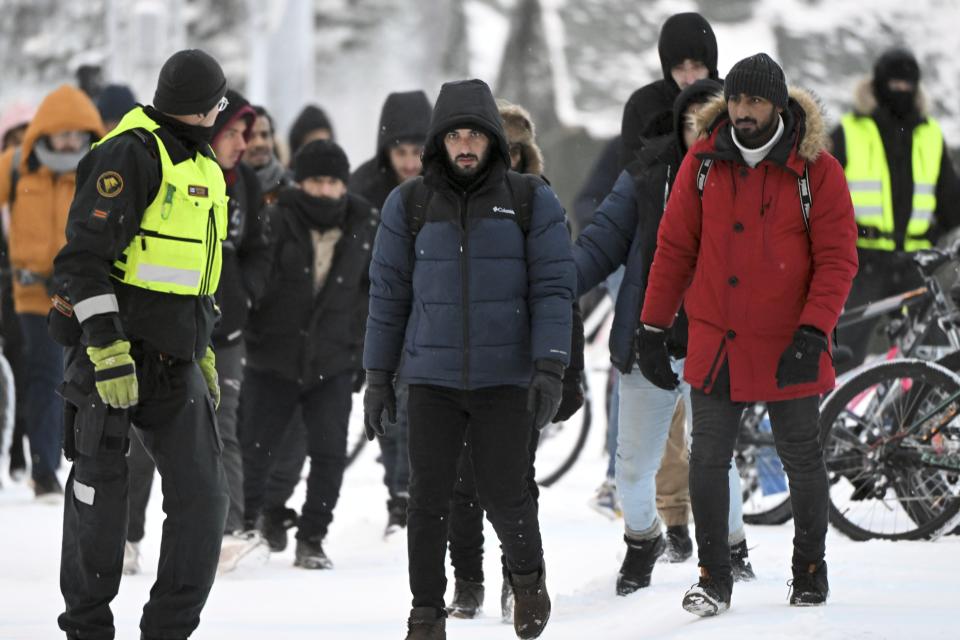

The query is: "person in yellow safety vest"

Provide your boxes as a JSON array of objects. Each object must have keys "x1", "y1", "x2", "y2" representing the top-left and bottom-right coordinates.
[
  {"x1": 830, "y1": 47, "x2": 960, "y2": 372},
  {"x1": 50, "y1": 49, "x2": 232, "y2": 640}
]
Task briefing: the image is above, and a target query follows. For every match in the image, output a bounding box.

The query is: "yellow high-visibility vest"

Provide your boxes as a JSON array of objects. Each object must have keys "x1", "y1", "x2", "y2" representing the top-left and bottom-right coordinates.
[
  {"x1": 92, "y1": 107, "x2": 227, "y2": 295},
  {"x1": 840, "y1": 113, "x2": 942, "y2": 252}
]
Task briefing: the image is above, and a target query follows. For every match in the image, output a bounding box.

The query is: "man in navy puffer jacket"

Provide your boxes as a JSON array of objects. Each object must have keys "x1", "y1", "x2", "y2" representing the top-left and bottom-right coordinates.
[{"x1": 364, "y1": 78, "x2": 574, "y2": 640}]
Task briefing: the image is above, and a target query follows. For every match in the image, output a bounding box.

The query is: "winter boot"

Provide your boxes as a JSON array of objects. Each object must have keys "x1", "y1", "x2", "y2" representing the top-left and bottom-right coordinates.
[
  {"x1": 218, "y1": 530, "x2": 269, "y2": 574},
  {"x1": 259, "y1": 507, "x2": 298, "y2": 552},
  {"x1": 446, "y1": 579, "x2": 484, "y2": 619},
  {"x1": 616, "y1": 533, "x2": 666, "y2": 595},
  {"x1": 682, "y1": 567, "x2": 732, "y2": 617},
  {"x1": 405, "y1": 607, "x2": 446, "y2": 640},
  {"x1": 730, "y1": 540, "x2": 756, "y2": 582},
  {"x1": 385, "y1": 495, "x2": 408, "y2": 538},
  {"x1": 661, "y1": 525, "x2": 693, "y2": 563},
  {"x1": 33, "y1": 473, "x2": 63, "y2": 502},
  {"x1": 510, "y1": 565, "x2": 551, "y2": 639},
  {"x1": 123, "y1": 541, "x2": 142, "y2": 575},
  {"x1": 293, "y1": 536, "x2": 333, "y2": 570},
  {"x1": 788, "y1": 561, "x2": 829, "y2": 606}
]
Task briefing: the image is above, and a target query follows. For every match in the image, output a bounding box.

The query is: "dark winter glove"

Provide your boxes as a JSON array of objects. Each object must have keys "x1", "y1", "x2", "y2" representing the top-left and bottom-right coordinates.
[
  {"x1": 527, "y1": 359, "x2": 565, "y2": 430},
  {"x1": 635, "y1": 325, "x2": 679, "y2": 391},
  {"x1": 363, "y1": 370, "x2": 396, "y2": 441},
  {"x1": 552, "y1": 370, "x2": 585, "y2": 423},
  {"x1": 352, "y1": 370, "x2": 366, "y2": 394},
  {"x1": 776, "y1": 326, "x2": 828, "y2": 389}
]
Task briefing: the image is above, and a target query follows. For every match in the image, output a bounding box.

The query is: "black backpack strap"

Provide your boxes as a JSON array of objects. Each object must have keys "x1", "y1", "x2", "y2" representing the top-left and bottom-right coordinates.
[
  {"x1": 696, "y1": 158, "x2": 712, "y2": 198},
  {"x1": 797, "y1": 162, "x2": 813, "y2": 236},
  {"x1": 400, "y1": 176, "x2": 431, "y2": 236},
  {"x1": 505, "y1": 171, "x2": 540, "y2": 234}
]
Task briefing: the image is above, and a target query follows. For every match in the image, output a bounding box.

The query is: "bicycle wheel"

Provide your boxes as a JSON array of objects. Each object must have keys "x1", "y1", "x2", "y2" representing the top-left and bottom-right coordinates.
[
  {"x1": 819, "y1": 359, "x2": 960, "y2": 541},
  {"x1": 737, "y1": 403, "x2": 794, "y2": 525},
  {"x1": 536, "y1": 376, "x2": 592, "y2": 487}
]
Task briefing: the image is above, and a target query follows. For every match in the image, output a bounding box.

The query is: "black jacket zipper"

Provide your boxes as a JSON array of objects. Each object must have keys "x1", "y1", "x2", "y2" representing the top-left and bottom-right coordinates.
[
  {"x1": 138, "y1": 228, "x2": 203, "y2": 249},
  {"x1": 458, "y1": 192, "x2": 471, "y2": 389}
]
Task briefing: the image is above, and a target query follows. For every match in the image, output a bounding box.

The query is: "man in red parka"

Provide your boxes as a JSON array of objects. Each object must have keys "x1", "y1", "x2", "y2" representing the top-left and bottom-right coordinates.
[{"x1": 638, "y1": 53, "x2": 858, "y2": 616}]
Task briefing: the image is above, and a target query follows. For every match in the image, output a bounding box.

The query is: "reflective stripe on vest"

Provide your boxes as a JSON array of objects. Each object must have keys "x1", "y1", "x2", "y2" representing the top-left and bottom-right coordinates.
[
  {"x1": 91, "y1": 107, "x2": 227, "y2": 295},
  {"x1": 840, "y1": 113, "x2": 943, "y2": 252}
]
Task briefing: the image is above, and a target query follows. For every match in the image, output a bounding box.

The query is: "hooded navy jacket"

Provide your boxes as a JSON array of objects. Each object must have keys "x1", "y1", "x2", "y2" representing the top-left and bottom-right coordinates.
[{"x1": 363, "y1": 79, "x2": 575, "y2": 389}]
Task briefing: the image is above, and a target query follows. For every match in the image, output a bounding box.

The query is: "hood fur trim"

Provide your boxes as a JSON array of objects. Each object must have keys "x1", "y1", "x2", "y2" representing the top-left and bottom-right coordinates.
[
  {"x1": 694, "y1": 86, "x2": 829, "y2": 162},
  {"x1": 497, "y1": 99, "x2": 545, "y2": 176}
]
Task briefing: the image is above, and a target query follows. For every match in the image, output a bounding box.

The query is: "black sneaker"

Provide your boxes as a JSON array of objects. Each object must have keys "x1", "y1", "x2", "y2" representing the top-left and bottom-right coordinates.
[
  {"x1": 789, "y1": 561, "x2": 829, "y2": 606},
  {"x1": 510, "y1": 565, "x2": 551, "y2": 639},
  {"x1": 730, "y1": 540, "x2": 756, "y2": 582},
  {"x1": 405, "y1": 607, "x2": 446, "y2": 640},
  {"x1": 446, "y1": 578, "x2": 484, "y2": 619},
  {"x1": 33, "y1": 473, "x2": 63, "y2": 502},
  {"x1": 682, "y1": 568, "x2": 732, "y2": 617},
  {"x1": 259, "y1": 507, "x2": 298, "y2": 552},
  {"x1": 662, "y1": 525, "x2": 693, "y2": 563},
  {"x1": 385, "y1": 496, "x2": 408, "y2": 537},
  {"x1": 617, "y1": 533, "x2": 666, "y2": 595},
  {"x1": 293, "y1": 537, "x2": 333, "y2": 570}
]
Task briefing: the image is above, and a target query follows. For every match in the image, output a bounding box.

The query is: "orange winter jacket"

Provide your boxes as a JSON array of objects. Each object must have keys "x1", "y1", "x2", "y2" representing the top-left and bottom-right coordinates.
[{"x1": 0, "y1": 85, "x2": 105, "y2": 315}]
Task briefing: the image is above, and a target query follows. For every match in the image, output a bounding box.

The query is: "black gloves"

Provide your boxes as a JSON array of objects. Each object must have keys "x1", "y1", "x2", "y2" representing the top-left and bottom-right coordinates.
[
  {"x1": 527, "y1": 359, "x2": 565, "y2": 430},
  {"x1": 352, "y1": 369, "x2": 366, "y2": 394},
  {"x1": 363, "y1": 370, "x2": 396, "y2": 441},
  {"x1": 635, "y1": 325, "x2": 679, "y2": 391},
  {"x1": 552, "y1": 370, "x2": 585, "y2": 423},
  {"x1": 776, "y1": 326, "x2": 828, "y2": 388}
]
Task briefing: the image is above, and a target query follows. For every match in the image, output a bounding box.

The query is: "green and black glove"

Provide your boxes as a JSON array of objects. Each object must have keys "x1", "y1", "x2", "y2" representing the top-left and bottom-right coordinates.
[
  {"x1": 87, "y1": 340, "x2": 138, "y2": 409},
  {"x1": 198, "y1": 346, "x2": 220, "y2": 408}
]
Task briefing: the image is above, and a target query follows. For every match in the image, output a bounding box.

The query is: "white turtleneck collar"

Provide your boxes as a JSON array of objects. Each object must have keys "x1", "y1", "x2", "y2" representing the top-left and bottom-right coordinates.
[{"x1": 731, "y1": 114, "x2": 785, "y2": 168}]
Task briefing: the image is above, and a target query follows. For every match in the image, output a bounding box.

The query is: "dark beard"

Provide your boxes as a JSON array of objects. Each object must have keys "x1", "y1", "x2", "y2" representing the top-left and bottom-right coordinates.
[
  {"x1": 734, "y1": 113, "x2": 779, "y2": 149},
  {"x1": 445, "y1": 153, "x2": 490, "y2": 190}
]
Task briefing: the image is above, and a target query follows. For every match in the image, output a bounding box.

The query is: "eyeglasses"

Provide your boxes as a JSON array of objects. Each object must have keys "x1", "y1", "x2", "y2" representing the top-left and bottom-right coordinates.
[{"x1": 217, "y1": 95, "x2": 229, "y2": 112}]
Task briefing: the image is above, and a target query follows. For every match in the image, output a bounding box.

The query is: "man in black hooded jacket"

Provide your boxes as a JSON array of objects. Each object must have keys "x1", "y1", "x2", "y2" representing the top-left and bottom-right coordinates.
[
  {"x1": 620, "y1": 12, "x2": 720, "y2": 167},
  {"x1": 239, "y1": 139, "x2": 378, "y2": 571}
]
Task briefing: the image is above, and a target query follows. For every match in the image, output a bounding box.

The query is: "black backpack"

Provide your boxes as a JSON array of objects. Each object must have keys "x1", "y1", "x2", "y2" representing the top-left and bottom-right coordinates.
[{"x1": 400, "y1": 172, "x2": 538, "y2": 236}]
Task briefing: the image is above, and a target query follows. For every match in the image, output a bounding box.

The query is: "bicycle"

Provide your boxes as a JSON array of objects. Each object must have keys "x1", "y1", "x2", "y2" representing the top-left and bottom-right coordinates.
[{"x1": 818, "y1": 245, "x2": 960, "y2": 540}]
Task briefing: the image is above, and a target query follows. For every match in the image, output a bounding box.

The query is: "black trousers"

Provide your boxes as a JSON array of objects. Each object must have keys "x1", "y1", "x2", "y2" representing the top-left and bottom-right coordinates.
[
  {"x1": 59, "y1": 353, "x2": 228, "y2": 640},
  {"x1": 240, "y1": 368, "x2": 352, "y2": 540},
  {"x1": 407, "y1": 384, "x2": 543, "y2": 611},
  {"x1": 447, "y1": 428, "x2": 540, "y2": 583},
  {"x1": 689, "y1": 368, "x2": 827, "y2": 583}
]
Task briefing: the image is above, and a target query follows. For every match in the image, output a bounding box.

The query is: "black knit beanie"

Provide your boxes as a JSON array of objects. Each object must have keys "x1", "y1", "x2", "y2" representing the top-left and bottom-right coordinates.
[
  {"x1": 294, "y1": 139, "x2": 350, "y2": 184},
  {"x1": 724, "y1": 53, "x2": 788, "y2": 109},
  {"x1": 153, "y1": 49, "x2": 227, "y2": 116}
]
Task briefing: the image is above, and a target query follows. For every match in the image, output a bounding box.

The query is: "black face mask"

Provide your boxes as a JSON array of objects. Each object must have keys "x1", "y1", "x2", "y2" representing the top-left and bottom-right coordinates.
[
  {"x1": 879, "y1": 89, "x2": 918, "y2": 120},
  {"x1": 146, "y1": 106, "x2": 215, "y2": 149},
  {"x1": 284, "y1": 188, "x2": 348, "y2": 231}
]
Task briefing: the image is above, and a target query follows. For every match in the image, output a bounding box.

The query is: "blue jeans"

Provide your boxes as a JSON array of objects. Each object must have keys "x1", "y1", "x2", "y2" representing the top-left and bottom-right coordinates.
[
  {"x1": 617, "y1": 359, "x2": 744, "y2": 543},
  {"x1": 606, "y1": 369, "x2": 619, "y2": 479},
  {"x1": 19, "y1": 313, "x2": 63, "y2": 480}
]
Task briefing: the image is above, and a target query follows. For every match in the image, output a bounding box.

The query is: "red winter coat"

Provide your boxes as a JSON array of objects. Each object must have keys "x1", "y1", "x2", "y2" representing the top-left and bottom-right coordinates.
[{"x1": 641, "y1": 88, "x2": 858, "y2": 402}]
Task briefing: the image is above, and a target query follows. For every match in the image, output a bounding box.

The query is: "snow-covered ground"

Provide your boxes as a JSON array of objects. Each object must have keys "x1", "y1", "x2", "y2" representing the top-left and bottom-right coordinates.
[{"x1": 1, "y1": 355, "x2": 958, "y2": 639}]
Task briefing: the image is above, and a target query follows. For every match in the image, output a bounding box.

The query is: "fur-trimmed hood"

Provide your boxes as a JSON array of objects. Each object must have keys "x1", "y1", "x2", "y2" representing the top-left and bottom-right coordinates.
[
  {"x1": 497, "y1": 99, "x2": 544, "y2": 176},
  {"x1": 851, "y1": 77, "x2": 927, "y2": 117},
  {"x1": 693, "y1": 86, "x2": 829, "y2": 162}
]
